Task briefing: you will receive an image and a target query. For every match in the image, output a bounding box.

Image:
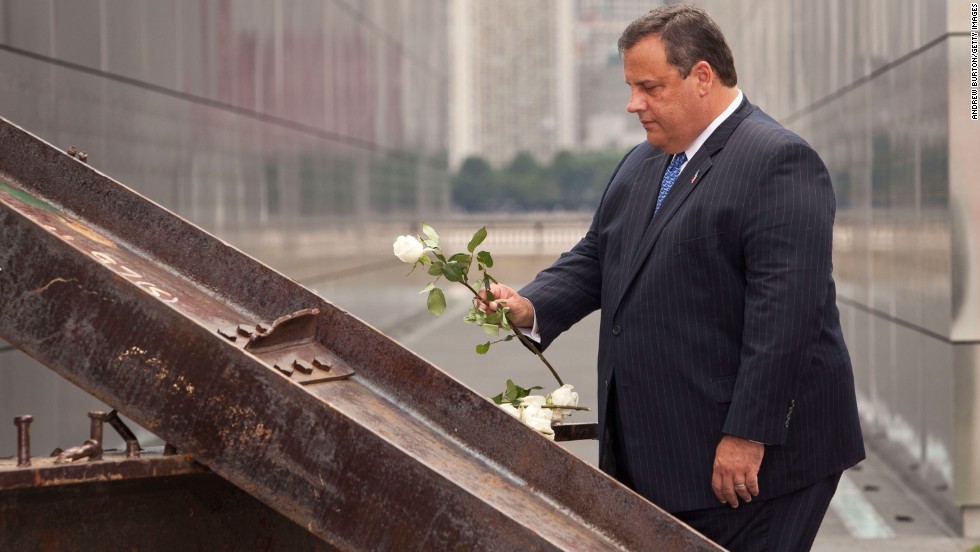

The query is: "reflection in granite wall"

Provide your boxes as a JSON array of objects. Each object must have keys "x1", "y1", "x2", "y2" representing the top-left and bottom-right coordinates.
[
  {"x1": 0, "y1": 0, "x2": 449, "y2": 248},
  {"x1": 700, "y1": 0, "x2": 975, "y2": 531},
  {"x1": 0, "y1": 0, "x2": 448, "y2": 458}
]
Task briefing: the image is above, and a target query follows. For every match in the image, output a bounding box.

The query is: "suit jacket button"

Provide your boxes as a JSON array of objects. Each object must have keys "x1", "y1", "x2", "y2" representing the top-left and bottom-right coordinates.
[{"x1": 611, "y1": 325, "x2": 621, "y2": 336}]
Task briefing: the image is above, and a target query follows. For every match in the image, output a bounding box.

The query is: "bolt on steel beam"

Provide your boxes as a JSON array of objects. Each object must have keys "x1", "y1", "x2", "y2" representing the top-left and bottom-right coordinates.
[{"x1": 13, "y1": 416, "x2": 33, "y2": 468}]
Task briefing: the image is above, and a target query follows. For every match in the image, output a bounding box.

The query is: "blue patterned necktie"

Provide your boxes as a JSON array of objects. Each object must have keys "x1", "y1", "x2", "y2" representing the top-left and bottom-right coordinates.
[{"x1": 655, "y1": 152, "x2": 687, "y2": 215}]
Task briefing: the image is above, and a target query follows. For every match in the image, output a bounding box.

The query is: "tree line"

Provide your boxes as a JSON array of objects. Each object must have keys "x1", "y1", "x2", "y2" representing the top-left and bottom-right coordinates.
[{"x1": 452, "y1": 149, "x2": 628, "y2": 212}]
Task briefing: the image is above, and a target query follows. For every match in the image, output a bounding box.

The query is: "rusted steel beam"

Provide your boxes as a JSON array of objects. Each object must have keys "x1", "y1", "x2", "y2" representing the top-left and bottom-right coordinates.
[
  {"x1": 0, "y1": 453, "x2": 337, "y2": 552},
  {"x1": 0, "y1": 449, "x2": 206, "y2": 491},
  {"x1": 0, "y1": 118, "x2": 720, "y2": 551}
]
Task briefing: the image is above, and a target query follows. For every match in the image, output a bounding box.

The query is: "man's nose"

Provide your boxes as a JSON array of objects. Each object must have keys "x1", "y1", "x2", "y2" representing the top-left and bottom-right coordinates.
[{"x1": 626, "y1": 93, "x2": 644, "y2": 113}]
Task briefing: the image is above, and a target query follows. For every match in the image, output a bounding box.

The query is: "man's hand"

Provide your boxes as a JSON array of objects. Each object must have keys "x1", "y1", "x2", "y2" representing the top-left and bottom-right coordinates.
[
  {"x1": 711, "y1": 434, "x2": 764, "y2": 508},
  {"x1": 476, "y1": 283, "x2": 534, "y2": 328}
]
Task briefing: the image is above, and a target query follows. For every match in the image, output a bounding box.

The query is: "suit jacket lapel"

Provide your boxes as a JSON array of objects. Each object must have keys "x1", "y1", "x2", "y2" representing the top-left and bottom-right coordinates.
[
  {"x1": 618, "y1": 153, "x2": 669, "y2": 274},
  {"x1": 609, "y1": 97, "x2": 756, "y2": 319}
]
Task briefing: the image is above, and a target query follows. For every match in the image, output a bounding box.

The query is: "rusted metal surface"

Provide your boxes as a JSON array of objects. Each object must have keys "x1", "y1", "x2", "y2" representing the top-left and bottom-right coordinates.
[
  {"x1": 0, "y1": 449, "x2": 205, "y2": 490},
  {"x1": 0, "y1": 117, "x2": 721, "y2": 551},
  {"x1": 0, "y1": 452, "x2": 337, "y2": 552}
]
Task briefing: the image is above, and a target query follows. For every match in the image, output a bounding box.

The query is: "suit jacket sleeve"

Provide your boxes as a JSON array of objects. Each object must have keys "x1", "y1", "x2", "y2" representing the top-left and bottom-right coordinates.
[
  {"x1": 517, "y1": 146, "x2": 640, "y2": 351},
  {"x1": 722, "y1": 138, "x2": 836, "y2": 446},
  {"x1": 518, "y1": 224, "x2": 602, "y2": 352}
]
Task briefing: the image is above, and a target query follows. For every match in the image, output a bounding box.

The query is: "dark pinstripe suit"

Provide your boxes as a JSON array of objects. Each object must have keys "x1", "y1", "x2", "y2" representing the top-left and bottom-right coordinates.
[{"x1": 521, "y1": 97, "x2": 865, "y2": 514}]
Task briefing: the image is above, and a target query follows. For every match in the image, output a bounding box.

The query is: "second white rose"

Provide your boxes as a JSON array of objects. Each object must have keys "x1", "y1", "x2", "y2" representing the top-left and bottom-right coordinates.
[{"x1": 392, "y1": 235, "x2": 425, "y2": 263}]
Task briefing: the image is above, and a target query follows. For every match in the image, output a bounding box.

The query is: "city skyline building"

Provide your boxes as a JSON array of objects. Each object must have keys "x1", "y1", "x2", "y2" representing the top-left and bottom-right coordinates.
[
  {"x1": 574, "y1": 0, "x2": 654, "y2": 151},
  {"x1": 449, "y1": 0, "x2": 575, "y2": 168},
  {"x1": 449, "y1": 0, "x2": 661, "y2": 169}
]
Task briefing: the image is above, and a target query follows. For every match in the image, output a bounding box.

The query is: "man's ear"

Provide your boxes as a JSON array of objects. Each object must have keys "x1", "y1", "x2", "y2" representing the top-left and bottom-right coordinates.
[{"x1": 693, "y1": 60, "x2": 713, "y2": 96}]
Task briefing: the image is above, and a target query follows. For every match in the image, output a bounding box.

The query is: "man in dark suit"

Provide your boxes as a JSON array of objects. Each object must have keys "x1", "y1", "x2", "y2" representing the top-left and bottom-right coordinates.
[{"x1": 483, "y1": 4, "x2": 865, "y2": 550}]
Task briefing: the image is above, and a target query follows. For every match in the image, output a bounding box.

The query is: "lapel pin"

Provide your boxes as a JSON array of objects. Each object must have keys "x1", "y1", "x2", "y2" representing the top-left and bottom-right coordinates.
[{"x1": 691, "y1": 170, "x2": 699, "y2": 184}]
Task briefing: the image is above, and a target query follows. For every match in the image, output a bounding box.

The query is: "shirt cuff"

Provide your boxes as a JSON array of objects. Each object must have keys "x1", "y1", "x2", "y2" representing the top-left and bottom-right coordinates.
[{"x1": 518, "y1": 302, "x2": 541, "y2": 343}]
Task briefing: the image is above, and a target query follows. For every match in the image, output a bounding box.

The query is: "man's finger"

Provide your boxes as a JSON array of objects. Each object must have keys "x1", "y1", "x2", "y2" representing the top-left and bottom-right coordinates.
[
  {"x1": 746, "y1": 472, "x2": 760, "y2": 497},
  {"x1": 721, "y1": 476, "x2": 739, "y2": 508},
  {"x1": 733, "y1": 479, "x2": 752, "y2": 503},
  {"x1": 711, "y1": 472, "x2": 725, "y2": 504}
]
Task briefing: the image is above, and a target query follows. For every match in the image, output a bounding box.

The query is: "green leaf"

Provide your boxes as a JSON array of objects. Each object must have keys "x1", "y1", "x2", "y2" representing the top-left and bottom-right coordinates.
[
  {"x1": 421, "y1": 237, "x2": 438, "y2": 249},
  {"x1": 421, "y1": 223, "x2": 439, "y2": 245},
  {"x1": 476, "y1": 342, "x2": 491, "y2": 354},
  {"x1": 501, "y1": 380, "x2": 544, "y2": 403},
  {"x1": 477, "y1": 251, "x2": 494, "y2": 268},
  {"x1": 490, "y1": 391, "x2": 504, "y2": 404},
  {"x1": 467, "y1": 227, "x2": 488, "y2": 253},
  {"x1": 427, "y1": 287, "x2": 446, "y2": 316},
  {"x1": 443, "y1": 261, "x2": 464, "y2": 282},
  {"x1": 484, "y1": 310, "x2": 502, "y2": 325},
  {"x1": 449, "y1": 252, "x2": 472, "y2": 266},
  {"x1": 419, "y1": 282, "x2": 436, "y2": 294},
  {"x1": 505, "y1": 380, "x2": 519, "y2": 402},
  {"x1": 481, "y1": 324, "x2": 500, "y2": 337},
  {"x1": 427, "y1": 262, "x2": 444, "y2": 276}
]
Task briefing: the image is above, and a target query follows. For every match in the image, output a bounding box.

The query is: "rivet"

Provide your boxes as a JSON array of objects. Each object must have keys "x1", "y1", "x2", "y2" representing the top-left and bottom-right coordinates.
[
  {"x1": 125, "y1": 439, "x2": 141, "y2": 458},
  {"x1": 14, "y1": 415, "x2": 34, "y2": 467},
  {"x1": 292, "y1": 359, "x2": 314, "y2": 375},
  {"x1": 312, "y1": 356, "x2": 333, "y2": 371},
  {"x1": 88, "y1": 411, "x2": 106, "y2": 461}
]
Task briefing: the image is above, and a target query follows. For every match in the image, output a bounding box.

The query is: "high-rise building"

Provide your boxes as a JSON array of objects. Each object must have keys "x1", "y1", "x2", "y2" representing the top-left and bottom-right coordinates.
[
  {"x1": 575, "y1": 0, "x2": 656, "y2": 151},
  {"x1": 450, "y1": 0, "x2": 575, "y2": 168}
]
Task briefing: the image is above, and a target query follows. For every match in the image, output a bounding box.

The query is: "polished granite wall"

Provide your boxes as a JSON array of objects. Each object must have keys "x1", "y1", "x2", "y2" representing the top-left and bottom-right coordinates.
[
  {"x1": 700, "y1": 0, "x2": 980, "y2": 533},
  {"x1": 0, "y1": 0, "x2": 449, "y2": 458}
]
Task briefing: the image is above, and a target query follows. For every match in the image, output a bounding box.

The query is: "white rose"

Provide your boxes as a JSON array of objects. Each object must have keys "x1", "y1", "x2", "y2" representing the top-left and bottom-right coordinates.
[
  {"x1": 393, "y1": 235, "x2": 424, "y2": 263},
  {"x1": 520, "y1": 395, "x2": 547, "y2": 407},
  {"x1": 549, "y1": 408, "x2": 566, "y2": 424},
  {"x1": 549, "y1": 385, "x2": 579, "y2": 407},
  {"x1": 548, "y1": 385, "x2": 579, "y2": 422},
  {"x1": 521, "y1": 403, "x2": 541, "y2": 419},
  {"x1": 497, "y1": 402, "x2": 521, "y2": 419},
  {"x1": 521, "y1": 408, "x2": 555, "y2": 438}
]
